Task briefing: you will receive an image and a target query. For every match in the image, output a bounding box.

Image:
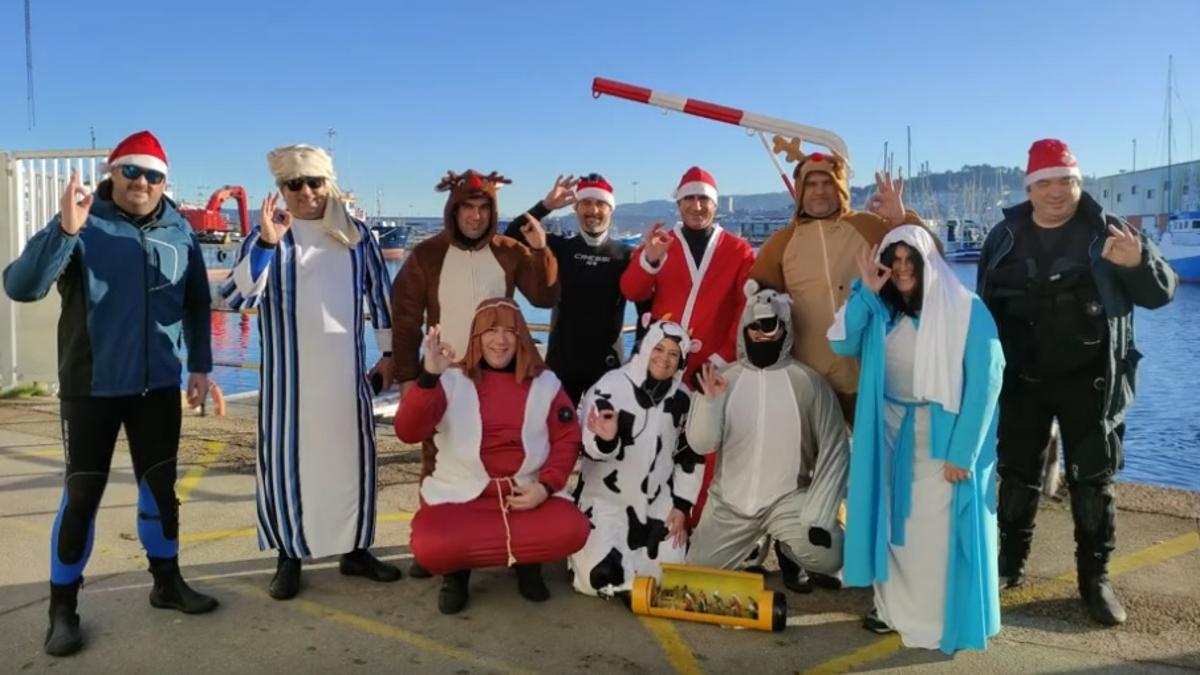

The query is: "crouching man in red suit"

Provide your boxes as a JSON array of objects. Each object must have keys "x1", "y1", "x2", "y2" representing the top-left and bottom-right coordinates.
[{"x1": 395, "y1": 298, "x2": 589, "y2": 614}]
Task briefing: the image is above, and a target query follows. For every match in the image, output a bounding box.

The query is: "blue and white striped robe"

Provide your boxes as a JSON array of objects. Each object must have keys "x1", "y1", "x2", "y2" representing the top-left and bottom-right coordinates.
[{"x1": 221, "y1": 218, "x2": 393, "y2": 558}]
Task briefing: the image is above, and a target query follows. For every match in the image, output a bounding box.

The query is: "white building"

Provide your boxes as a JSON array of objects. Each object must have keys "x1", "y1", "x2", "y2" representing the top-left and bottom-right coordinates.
[{"x1": 1091, "y1": 160, "x2": 1200, "y2": 232}]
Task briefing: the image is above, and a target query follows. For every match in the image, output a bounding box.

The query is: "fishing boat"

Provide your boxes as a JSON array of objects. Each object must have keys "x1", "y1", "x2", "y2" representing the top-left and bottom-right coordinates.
[{"x1": 1159, "y1": 211, "x2": 1200, "y2": 282}]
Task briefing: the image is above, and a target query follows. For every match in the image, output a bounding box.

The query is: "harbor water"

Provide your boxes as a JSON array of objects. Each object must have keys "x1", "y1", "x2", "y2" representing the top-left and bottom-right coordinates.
[{"x1": 208, "y1": 262, "x2": 1200, "y2": 491}]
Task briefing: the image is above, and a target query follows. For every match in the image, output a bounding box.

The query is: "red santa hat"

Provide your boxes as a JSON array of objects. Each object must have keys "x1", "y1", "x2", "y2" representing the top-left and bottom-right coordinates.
[
  {"x1": 574, "y1": 174, "x2": 615, "y2": 208},
  {"x1": 1025, "y1": 138, "x2": 1080, "y2": 186},
  {"x1": 673, "y1": 166, "x2": 718, "y2": 202},
  {"x1": 106, "y1": 130, "x2": 169, "y2": 176}
]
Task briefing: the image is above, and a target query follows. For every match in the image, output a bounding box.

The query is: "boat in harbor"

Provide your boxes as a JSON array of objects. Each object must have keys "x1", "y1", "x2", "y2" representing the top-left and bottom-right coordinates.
[
  {"x1": 937, "y1": 217, "x2": 987, "y2": 263},
  {"x1": 726, "y1": 214, "x2": 789, "y2": 247},
  {"x1": 1159, "y1": 211, "x2": 1200, "y2": 282}
]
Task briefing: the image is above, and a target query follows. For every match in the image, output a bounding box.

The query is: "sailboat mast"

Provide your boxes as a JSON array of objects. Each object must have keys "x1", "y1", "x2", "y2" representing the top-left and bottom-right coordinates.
[{"x1": 1167, "y1": 55, "x2": 1173, "y2": 217}]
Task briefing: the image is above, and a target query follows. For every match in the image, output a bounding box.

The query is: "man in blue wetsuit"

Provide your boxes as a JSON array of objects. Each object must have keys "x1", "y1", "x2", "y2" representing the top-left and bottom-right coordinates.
[{"x1": 4, "y1": 130, "x2": 218, "y2": 656}]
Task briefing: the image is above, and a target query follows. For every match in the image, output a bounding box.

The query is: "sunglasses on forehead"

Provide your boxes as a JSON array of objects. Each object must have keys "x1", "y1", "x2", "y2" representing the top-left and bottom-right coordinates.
[
  {"x1": 118, "y1": 164, "x2": 166, "y2": 185},
  {"x1": 280, "y1": 176, "x2": 326, "y2": 192}
]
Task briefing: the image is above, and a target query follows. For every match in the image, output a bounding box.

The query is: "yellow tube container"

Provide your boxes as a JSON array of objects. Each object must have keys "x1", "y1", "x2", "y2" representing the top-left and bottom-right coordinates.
[{"x1": 630, "y1": 563, "x2": 786, "y2": 632}]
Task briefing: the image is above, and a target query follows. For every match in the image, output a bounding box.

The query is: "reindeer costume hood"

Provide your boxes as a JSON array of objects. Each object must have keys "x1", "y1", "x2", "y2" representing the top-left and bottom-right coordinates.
[{"x1": 437, "y1": 170, "x2": 511, "y2": 251}]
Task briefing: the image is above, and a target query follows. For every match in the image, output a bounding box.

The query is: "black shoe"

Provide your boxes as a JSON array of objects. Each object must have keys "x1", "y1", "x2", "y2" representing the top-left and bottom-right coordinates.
[
  {"x1": 862, "y1": 608, "x2": 896, "y2": 634},
  {"x1": 408, "y1": 559, "x2": 433, "y2": 578},
  {"x1": 515, "y1": 564, "x2": 550, "y2": 603},
  {"x1": 775, "y1": 541, "x2": 813, "y2": 594},
  {"x1": 438, "y1": 571, "x2": 470, "y2": 615},
  {"x1": 147, "y1": 557, "x2": 219, "y2": 614},
  {"x1": 339, "y1": 549, "x2": 402, "y2": 582},
  {"x1": 269, "y1": 555, "x2": 302, "y2": 600},
  {"x1": 810, "y1": 571, "x2": 842, "y2": 590},
  {"x1": 44, "y1": 581, "x2": 83, "y2": 657},
  {"x1": 1080, "y1": 575, "x2": 1126, "y2": 626}
]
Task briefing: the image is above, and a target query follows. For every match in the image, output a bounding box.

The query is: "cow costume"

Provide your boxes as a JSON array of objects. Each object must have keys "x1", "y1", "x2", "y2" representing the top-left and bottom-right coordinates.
[{"x1": 569, "y1": 319, "x2": 706, "y2": 598}]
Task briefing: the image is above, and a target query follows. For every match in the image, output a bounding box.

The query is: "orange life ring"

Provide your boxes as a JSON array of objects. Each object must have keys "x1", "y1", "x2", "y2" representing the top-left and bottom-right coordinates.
[{"x1": 208, "y1": 382, "x2": 227, "y2": 417}]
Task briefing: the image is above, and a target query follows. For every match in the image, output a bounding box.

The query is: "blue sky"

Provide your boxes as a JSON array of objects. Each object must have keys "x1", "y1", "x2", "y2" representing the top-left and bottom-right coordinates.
[{"x1": 1, "y1": 0, "x2": 1197, "y2": 216}]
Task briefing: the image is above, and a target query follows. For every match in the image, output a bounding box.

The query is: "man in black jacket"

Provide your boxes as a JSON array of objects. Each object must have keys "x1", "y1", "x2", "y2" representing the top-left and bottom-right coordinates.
[
  {"x1": 505, "y1": 174, "x2": 637, "y2": 404},
  {"x1": 977, "y1": 138, "x2": 1177, "y2": 626}
]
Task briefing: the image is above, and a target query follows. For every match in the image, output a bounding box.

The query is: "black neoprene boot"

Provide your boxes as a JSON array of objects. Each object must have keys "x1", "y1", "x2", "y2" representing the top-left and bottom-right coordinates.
[
  {"x1": 438, "y1": 570, "x2": 471, "y2": 615},
  {"x1": 44, "y1": 580, "x2": 83, "y2": 657},
  {"x1": 147, "y1": 557, "x2": 219, "y2": 614}
]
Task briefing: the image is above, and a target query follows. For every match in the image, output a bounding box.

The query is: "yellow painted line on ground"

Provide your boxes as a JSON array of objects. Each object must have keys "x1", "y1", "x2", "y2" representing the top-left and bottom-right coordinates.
[
  {"x1": 2, "y1": 516, "x2": 47, "y2": 536},
  {"x1": 0, "y1": 446, "x2": 63, "y2": 458},
  {"x1": 378, "y1": 511, "x2": 415, "y2": 523},
  {"x1": 227, "y1": 582, "x2": 534, "y2": 675},
  {"x1": 180, "y1": 526, "x2": 258, "y2": 544},
  {"x1": 176, "y1": 441, "x2": 226, "y2": 502},
  {"x1": 180, "y1": 511, "x2": 414, "y2": 545},
  {"x1": 801, "y1": 529, "x2": 1200, "y2": 674},
  {"x1": 639, "y1": 616, "x2": 704, "y2": 675}
]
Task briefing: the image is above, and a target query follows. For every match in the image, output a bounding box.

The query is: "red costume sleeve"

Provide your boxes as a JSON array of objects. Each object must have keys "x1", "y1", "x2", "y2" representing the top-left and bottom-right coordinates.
[
  {"x1": 620, "y1": 245, "x2": 659, "y2": 303},
  {"x1": 394, "y1": 375, "x2": 448, "y2": 443},
  {"x1": 537, "y1": 387, "x2": 582, "y2": 492}
]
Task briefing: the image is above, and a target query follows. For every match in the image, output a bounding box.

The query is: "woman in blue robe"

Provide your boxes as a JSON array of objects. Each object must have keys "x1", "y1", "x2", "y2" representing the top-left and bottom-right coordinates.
[{"x1": 828, "y1": 224, "x2": 1004, "y2": 653}]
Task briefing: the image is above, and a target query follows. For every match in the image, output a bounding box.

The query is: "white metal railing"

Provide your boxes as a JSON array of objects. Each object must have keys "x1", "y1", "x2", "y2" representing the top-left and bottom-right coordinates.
[{"x1": 1, "y1": 148, "x2": 110, "y2": 387}]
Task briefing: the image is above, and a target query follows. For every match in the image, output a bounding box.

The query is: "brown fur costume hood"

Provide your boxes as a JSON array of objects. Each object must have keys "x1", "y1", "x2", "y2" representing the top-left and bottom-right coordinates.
[{"x1": 437, "y1": 170, "x2": 510, "y2": 251}]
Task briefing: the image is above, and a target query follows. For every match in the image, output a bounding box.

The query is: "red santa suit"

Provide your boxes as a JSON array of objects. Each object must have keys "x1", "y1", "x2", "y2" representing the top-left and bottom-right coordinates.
[
  {"x1": 395, "y1": 300, "x2": 588, "y2": 575},
  {"x1": 619, "y1": 167, "x2": 756, "y2": 527}
]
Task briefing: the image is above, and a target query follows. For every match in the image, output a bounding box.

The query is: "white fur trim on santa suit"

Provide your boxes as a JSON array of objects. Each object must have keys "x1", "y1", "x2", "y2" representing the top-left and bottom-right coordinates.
[
  {"x1": 575, "y1": 187, "x2": 615, "y2": 208},
  {"x1": 108, "y1": 154, "x2": 168, "y2": 176},
  {"x1": 639, "y1": 249, "x2": 666, "y2": 274},
  {"x1": 674, "y1": 224, "x2": 724, "y2": 330},
  {"x1": 1024, "y1": 165, "x2": 1082, "y2": 186},
  {"x1": 421, "y1": 368, "x2": 564, "y2": 505},
  {"x1": 674, "y1": 181, "x2": 719, "y2": 203}
]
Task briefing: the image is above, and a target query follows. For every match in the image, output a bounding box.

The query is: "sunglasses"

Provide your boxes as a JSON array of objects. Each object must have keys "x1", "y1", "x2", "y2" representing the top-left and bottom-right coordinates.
[
  {"x1": 119, "y1": 164, "x2": 166, "y2": 185},
  {"x1": 281, "y1": 176, "x2": 326, "y2": 192}
]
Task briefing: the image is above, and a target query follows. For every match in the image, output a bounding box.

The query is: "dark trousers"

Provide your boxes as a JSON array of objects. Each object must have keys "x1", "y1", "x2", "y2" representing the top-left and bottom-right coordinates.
[
  {"x1": 51, "y1": 387, "x2": 183, "y2": 584},
  {"x1": 995, "y1": 372, "x2": 1123, "y2": 576}
]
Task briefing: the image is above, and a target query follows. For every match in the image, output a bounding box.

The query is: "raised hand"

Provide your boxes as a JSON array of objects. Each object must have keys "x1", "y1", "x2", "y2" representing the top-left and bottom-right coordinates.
[
  {"x1": 856, "y1": 244, "x2": 892, "y2": 294},
  {"x1": 696, "y1": 362, "x2": 728, "y2": 399},
  {"x1": 59, "y1": 169, "x2": 94, "y2": 235},
  {"x1": 541, "y1": 174, "x2": 579, "y2": 211},
  {"x1": 1101, "y1": 223, "x2": 1143, "y2": 268},
  {"x1": 421, "y1": 325, "x2": 457, "y2": 375},
  {"x1": 586, "y1": 404, "x2": 618, "y2": 441},
  {"x1": 521, "y1": 214, "x2": 548, "y2": 251},
  {"x1": 867, "y1": 171, "x2": 907, "y2": 226},
  {"x1": 642, "y1": 222, "x2": 673, "y2": 263},
  {"x1": 258, "y1": 192, "x2": 293, "y2": 245}
]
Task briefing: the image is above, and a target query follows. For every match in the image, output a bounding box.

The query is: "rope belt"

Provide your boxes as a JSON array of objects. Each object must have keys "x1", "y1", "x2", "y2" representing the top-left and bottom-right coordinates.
[{"x1": 493, "y1": 476, "x2": 518, "y2": 566}]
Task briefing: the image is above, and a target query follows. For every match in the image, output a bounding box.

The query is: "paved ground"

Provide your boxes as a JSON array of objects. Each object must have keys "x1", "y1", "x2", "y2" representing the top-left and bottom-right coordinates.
[{"x1": 1, "y1": 397, "x2": 1197, "y2": 674}]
